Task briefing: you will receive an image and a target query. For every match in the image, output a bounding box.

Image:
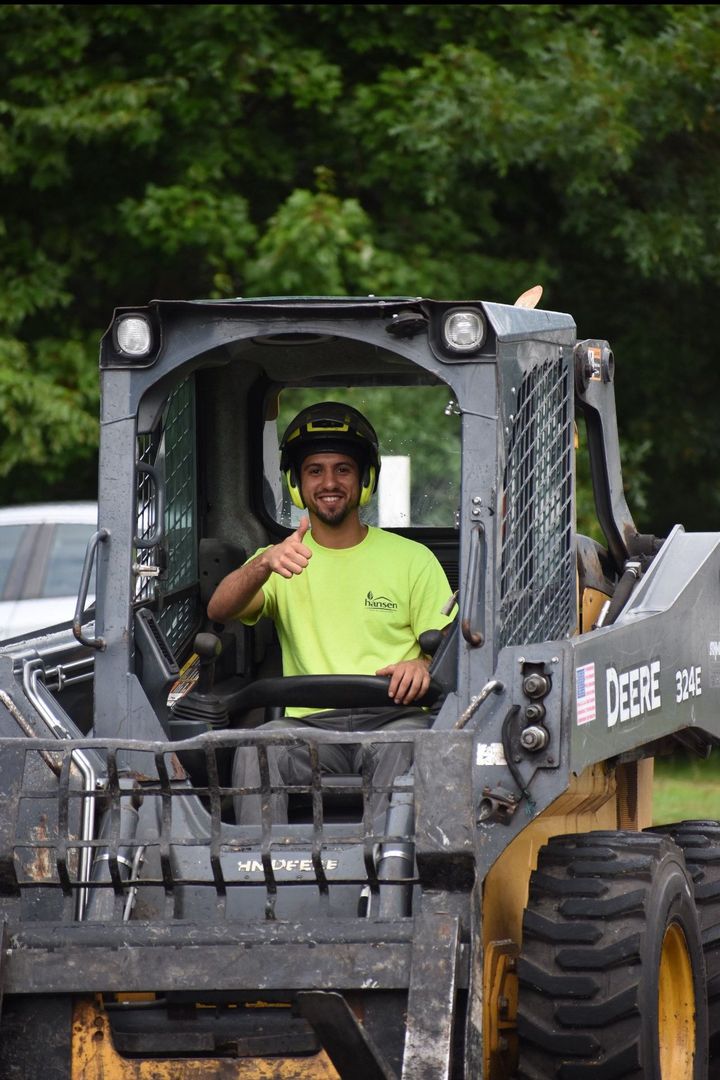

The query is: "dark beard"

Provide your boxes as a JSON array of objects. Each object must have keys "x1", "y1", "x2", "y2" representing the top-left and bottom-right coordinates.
[
  {"x1": 313, "y1": 501, "x2": 354, "y2": 526},
  {"x1": 307, "y1": 489, "x2": 360, "y2": 526}
]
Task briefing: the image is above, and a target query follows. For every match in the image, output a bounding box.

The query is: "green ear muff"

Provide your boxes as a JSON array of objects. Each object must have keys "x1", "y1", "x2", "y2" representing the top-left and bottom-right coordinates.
[
  {"x1": 286, "y1": 467, "x2": 305, "y2": 509},
  {"x1": 359, "y1": 464, "x2": 376, "y2": 507}
]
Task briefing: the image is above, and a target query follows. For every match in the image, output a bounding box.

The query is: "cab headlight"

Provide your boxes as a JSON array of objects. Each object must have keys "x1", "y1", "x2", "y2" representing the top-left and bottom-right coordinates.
[
  {"x1": 115, "y1": 315, "x2": 153, "y2": 358},
  {"x1": 442, "y1": 309, "x2": 485, "y2": 354}
]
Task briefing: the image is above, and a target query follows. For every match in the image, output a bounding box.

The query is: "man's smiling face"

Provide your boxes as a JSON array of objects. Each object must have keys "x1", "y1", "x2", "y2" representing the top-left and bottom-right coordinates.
[{"x1": 299, "y1": 452, "x2": 361, "y2": 526}]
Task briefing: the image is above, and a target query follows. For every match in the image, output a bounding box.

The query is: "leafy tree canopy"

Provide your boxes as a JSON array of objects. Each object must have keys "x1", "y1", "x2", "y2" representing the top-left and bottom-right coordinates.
[{"x1": 0, "y1": 3, "x2": 718, "y2": 534}]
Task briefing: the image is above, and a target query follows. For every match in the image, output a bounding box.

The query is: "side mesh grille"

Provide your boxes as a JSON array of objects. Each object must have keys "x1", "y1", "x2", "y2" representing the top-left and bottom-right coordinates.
[
  {"x1": 499, "y1": 354, "x2": 575, "y2": 647},
  {"x1": 135, "y1": 378, "x2": 198, "y2": 653}
]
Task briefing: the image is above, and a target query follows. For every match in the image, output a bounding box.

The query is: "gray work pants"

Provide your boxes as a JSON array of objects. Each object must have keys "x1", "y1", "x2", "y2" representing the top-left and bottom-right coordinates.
[{"x1": 233, "y1": 706, "x2": 431, "y2": 825}]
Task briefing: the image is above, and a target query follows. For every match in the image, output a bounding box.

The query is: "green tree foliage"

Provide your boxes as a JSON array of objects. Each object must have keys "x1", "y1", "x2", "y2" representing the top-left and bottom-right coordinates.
[{"x1": 0, "y1": 4, "x2": 718, "y2": 535}]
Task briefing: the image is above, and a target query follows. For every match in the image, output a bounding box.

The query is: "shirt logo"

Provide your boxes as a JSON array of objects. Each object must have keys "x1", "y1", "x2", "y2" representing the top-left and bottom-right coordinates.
[{"x1": 365, "y1": 590, "x2": 398, "y2": 611}]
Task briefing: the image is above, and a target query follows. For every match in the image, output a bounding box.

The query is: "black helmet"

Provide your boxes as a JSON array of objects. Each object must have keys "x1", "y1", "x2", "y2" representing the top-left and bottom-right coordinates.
[{"x1": 279, "y1": 401, "x2": 380, "y2": 509}]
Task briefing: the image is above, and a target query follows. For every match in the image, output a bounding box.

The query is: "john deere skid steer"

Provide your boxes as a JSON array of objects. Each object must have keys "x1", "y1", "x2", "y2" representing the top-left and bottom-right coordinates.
[{"x1": 0, "y1": 293, "x2": 716, "y2": 1078}]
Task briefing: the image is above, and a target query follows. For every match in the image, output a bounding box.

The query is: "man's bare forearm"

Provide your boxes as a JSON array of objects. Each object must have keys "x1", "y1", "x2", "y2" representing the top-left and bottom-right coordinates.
[
  {"x1": 207, "y1": 552, "x2": 271, "y2": 623},
  {"x1": 207, "y1": 518, "x2": 313, "y2": 623}
]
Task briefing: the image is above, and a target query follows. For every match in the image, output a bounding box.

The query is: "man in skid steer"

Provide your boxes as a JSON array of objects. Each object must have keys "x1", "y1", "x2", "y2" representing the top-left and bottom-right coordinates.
[{"x1": 207, "y1": 401, "x2": 454, "y2": 824}]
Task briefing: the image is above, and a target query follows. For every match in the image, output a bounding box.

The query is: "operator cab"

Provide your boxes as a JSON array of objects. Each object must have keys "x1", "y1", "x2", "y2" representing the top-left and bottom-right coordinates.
[{"x1": 126, "y1": 321, "x2": 464, "y2": 812}]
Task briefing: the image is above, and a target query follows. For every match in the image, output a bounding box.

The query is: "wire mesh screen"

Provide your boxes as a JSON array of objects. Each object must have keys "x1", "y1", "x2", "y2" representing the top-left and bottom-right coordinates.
[
  {"x1": 135, "y1": 432, "x2": 159, "y2": 601},
  {"x1": 499, "y1": 353, "x2": 575, "y2": 647},
  {"x1": 135, "y1": 378, "x2": 198, "y2": 653}
]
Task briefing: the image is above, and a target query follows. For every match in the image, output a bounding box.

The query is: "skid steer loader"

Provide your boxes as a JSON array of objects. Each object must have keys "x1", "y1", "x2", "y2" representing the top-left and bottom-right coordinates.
[{"x1": 0, "y1": 290, "x2": 716, "y2": 1079}]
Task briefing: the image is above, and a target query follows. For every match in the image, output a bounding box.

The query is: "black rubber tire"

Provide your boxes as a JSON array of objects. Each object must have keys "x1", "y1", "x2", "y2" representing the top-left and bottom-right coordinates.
[
  {"x1": 516, "y1": 830, "x2": 708, "y2": 1079},
  {"x1": 647, "y1": 821, "x2": 720, "y2": 1059}
]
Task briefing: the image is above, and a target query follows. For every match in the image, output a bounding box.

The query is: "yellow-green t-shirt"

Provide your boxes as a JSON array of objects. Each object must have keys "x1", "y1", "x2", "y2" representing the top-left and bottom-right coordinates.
[{"x1": 241, "y1": 527, "x2": 454, "y2": 717}]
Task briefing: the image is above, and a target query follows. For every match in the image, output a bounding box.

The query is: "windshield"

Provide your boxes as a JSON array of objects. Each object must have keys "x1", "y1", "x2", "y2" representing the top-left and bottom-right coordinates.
[{"x1": 264, "y1": 385, "x2": 461, "y2": 529}]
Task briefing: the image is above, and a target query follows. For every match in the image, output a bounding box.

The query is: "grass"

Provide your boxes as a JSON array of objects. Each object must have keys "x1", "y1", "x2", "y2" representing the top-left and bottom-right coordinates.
[{"x1": 652, "y1": 753, "x2": 720, "y2": 825}]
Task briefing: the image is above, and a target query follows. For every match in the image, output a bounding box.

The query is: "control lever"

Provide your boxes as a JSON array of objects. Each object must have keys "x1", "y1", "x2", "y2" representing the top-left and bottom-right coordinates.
[
  {"x1": 171, "y1": 632, "x2": 229, "y2": 727},
  {"x1": 194, "y1": 633, "x2": 222, "y2": 693},
  {"x1": 418, "y1": 629, "x2": 443, "y2": 657}
]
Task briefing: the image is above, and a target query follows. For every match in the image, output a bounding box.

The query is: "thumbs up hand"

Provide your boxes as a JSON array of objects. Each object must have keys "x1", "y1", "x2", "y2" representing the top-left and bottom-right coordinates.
[{"x1": 266, "y1": 517, "x2": 313, "y2": 579}]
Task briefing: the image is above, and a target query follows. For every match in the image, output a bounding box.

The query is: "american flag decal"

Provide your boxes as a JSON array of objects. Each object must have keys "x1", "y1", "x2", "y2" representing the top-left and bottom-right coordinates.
[{"x1": 576, "y1": 662, "x2": 596, "y2": 725}]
